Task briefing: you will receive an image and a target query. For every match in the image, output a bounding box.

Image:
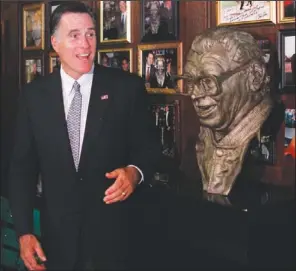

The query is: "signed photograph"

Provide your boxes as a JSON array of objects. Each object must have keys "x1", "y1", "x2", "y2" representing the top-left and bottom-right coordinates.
[
  {"x1": 141, "y1": 0, "x2": 179, "y2": 42},
  {"x1": 23, "y1": 3, "x2": 44, "y2": 49},
  {"x1": 100, "y1": 0, "x2": 131, "y2": 43},
  {"x1": 138, "y1": 42, "x2": 182, "y2": 93},
  {"x1": 216, "y1": 1, "x2": 275, "y2": 26},
  {"x1": 98, "y1": 48, "x2": 132, "y2": 72}
]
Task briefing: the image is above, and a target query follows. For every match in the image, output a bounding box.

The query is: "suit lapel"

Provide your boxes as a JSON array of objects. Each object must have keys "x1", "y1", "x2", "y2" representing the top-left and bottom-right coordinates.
[
  {"x1": 44, "y1": 70, "x2": 76, "y2": 171},
  {"x1": 79, "y1": 65, "x2": 111, "y2": 171}
]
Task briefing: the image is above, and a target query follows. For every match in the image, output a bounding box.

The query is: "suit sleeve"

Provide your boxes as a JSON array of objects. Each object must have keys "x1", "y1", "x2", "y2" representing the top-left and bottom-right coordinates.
[
  {"x1": 8, "y1": 88, "x2": 39, "y2": 238},
  {"x1": 127, "y1": 78, "x2": 162, "y2": 183}
]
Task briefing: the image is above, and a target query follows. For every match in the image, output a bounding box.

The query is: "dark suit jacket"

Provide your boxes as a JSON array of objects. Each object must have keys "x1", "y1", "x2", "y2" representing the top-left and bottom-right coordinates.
[{"x1": 8, "y1": 65, "x2": 161, "y2": 270}]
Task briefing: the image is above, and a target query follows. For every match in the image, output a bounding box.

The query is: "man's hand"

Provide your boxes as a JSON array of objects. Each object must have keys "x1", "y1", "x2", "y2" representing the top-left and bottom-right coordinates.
[
  {"x1": 104, "y1": 167, "x2": 140, "y2": 204},
  {"x1": 19, "y1": 234, "x2": 46, "y2": 270}
]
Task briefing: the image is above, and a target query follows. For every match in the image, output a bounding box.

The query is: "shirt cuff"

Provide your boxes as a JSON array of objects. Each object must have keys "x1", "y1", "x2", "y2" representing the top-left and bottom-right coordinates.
[{"x1": 127, "y1": 165, "x2": 144, "y2": 184}]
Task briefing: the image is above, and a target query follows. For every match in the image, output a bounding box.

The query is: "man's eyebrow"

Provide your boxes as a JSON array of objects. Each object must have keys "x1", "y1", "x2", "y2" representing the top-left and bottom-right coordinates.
[{"x1": 68, "y1": 27, "x2": 96, "y2": 35}]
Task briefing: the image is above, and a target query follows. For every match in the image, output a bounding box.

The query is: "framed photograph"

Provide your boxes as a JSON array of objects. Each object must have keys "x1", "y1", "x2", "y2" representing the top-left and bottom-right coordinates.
[
  {"x1": 97, "y1": 48, "x2": 133, "y2": 72},
  {"x1": 216, "y1": 1, "x2": 276, "y2": 26},
  {"x1": 23, "y1": 3, "x2": 45, "y2": 50},
  {"x1": 138, "y1": 42, "x2": 182, "y2": 94},
  {"x1": 257, "y1": 39, "x2": 271, "y2": 64},
  {"x1": 141, "y1": 0, "x2": 179, "y2": 42},
  {"x1": 277, "y1": 1, "x2": 296, "y2": 23},
  {"x1": 24, "y1": 57, "x2": 43, "y2": 84},
  {"x1": 250, "y1": 131, "x2": 276, "y2": 164},
  {"x1": 284, "y1": 108, "x2": 295, "y2": 157},
  {"x1": 49, "y1": 52, "x2": 60, "y2": 73},
  {"x1": 149, "y1": 101, "x2": 180, "y2": 159},
  {"x1": 278, "y1": 30, "x2": 295, "y2": 92},
  {"x1": 100, "y1": 0, "x2": 131, "y2": 43}
]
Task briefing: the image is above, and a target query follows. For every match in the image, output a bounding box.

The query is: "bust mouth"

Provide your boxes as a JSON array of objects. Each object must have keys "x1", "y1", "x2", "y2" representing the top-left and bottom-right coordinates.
[{"x1": 196, "y1": 104, "x2": 217, "y2": 118}]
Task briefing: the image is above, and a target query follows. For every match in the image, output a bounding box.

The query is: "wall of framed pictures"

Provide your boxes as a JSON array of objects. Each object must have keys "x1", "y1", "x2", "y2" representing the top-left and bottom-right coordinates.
[{"x1": 0, "y1": 1, "x2": 295, "y2": 192}]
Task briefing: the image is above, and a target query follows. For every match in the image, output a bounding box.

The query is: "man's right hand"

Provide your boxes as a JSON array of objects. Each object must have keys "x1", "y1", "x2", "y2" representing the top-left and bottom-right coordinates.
[{"x1": 19, "y1": 234, "x2": 46, "y2": 270}]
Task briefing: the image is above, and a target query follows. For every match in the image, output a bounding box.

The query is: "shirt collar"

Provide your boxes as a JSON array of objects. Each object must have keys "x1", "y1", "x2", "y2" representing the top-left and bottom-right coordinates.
[{"x1": 60, "y1": 64, "x2": 94, "y2": 96}]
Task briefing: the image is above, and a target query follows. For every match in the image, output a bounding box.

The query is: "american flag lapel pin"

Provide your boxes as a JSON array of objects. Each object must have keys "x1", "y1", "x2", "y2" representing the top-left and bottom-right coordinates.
[{"x1": 101, "y1": 94, "x2": 108, "y2": 100}]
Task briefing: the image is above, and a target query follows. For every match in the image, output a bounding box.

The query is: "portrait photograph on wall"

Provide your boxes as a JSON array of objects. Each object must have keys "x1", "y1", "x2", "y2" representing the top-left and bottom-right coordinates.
[
  {"x1": 97, "y1": 48, "x2": 132, "y2": 72},
  {"x1": 23, "y1": 3, "x2": 44, "y2": 50},
  {"x1": 284, "y1": 108, "x2": 295, "y2": 158},
  {"x1": 24, "y1": 58, "x2": 43, "y2": 84},
  {"x1": 278, "y1": 1, "x2": 296, "y2": 23},
  {"x1": 138, "y1": 42, "x2": 182, "y2": 93},
  {"x1": 100, "y1": 0, "x2": 131, "y2": 43},
  {"x1": 141, "y1": 0, "x2": 179, "y2": 42},
  {"x1": 49, "y1": 52, "x2": 60, "y2": 73},
  {"x1": 278, "y1": 29, "x2": 295, "y2": 92},
  {"x1": 216, "y1": 1, "x2": 275, "y2": 26}
]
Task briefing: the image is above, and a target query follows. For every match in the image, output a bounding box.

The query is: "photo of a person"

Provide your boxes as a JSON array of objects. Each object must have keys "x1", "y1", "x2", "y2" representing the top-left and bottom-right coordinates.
[
  {"x1": 141, "y1": 47, "x2": 179, "y2": 91},
  {"x1": 98, "y1": 49, "x2": 132, "y2": 72},
  {"x1": 101, "y1": 0, "x2": 131, "y2": 42},
  {"x1": 284, "y1": 35, "x2": 295, "y2": 86},
  {"x1": 49, "y1": 55, "x2": 61, "y2": 73},
  {"x1": 142, "y1": 0, "x2": 178, "y2": 42},
  {"x1": 25, "y1": 59, "x2": 42, "y2": 83},
  {"x1": 23, "y1": 4, "x2": 44, "y2": 49}
]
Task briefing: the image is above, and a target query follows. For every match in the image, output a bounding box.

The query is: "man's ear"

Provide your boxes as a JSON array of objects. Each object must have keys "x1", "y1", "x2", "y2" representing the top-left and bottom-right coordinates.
[
  {"x1": 51, "y1": 35, "x2": 58, "y2": 53},
  {"x1": 247, "y1": 62, "x2": 269, "y2": 92}
]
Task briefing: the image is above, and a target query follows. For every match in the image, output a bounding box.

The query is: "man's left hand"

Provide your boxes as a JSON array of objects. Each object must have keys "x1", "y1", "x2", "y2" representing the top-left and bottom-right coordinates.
[{"x1": 104, "y1": 167, "x2": 140, "y2": 204}]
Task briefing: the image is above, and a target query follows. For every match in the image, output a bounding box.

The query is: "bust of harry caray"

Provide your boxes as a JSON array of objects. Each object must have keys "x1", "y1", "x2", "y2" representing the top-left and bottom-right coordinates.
[{"x1": 181, "y1": 27, "x2": 273, "y2": 196}]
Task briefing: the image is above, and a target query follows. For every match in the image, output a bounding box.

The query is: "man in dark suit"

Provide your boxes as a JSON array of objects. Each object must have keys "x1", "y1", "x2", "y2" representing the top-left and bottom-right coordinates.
[{"x1": 8, "y1": 2, "x2": 160, "y2": 271}]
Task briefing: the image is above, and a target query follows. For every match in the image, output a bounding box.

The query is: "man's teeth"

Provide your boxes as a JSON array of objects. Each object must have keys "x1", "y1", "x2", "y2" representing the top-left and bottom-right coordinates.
[{"x1": 78, "y1": 54, "x2": 89, "y2": 57}]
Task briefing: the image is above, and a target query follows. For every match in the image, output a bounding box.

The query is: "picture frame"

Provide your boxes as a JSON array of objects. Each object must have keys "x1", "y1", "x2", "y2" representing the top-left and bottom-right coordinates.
[
  {"x1": 216, "y1": 1, "x2": 276, "y2": 26},
  {"x1": 278, "y1": 29, "x2": 295, "y2": 93},
  {"x1": 141, "y1": 0, "x2": 179, "y2": 43},
  {"x1": 277, "y1": 1, "x2": 296, "y2": 23},
  {"x1": 100, "y1": 0, "x2": 131, "y2": 43},
  {"x1": 138, "y1": 42, "x2": 183, "y2": 94},
  {"x1": 24, "y1": 56, "x2": 43, "y2": 84},
  {"x1": 23, "y1": 3, "x2": 45, "y2": 50},
  {"x1": 49, "y1": 52, "x2": 60, "y2": 73},
  {"x1": 97, "y1": 48, "x2": 133, "y2": 72},
  {"x1": 284, "y1": 108, "x2": 295, "y2": 157},
  {"x1": 250, "y1": 131, "x2": 276, "y2": 165}
]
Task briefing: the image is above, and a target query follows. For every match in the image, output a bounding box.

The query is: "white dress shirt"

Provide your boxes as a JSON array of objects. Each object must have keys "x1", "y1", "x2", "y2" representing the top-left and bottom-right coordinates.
[{"x1": 60, "y1": 65, "x2": 143, "y2": 182}]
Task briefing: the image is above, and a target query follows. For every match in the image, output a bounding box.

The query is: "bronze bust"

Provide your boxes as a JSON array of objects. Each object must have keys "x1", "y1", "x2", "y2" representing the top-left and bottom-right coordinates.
[{"x1": 183, "y1": 27, "x2": 273, "y2": 195}]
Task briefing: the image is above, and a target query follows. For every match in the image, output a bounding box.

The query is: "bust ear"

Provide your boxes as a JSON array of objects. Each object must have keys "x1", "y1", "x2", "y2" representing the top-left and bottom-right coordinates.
[{"x1": 247, "y1": 62, "x2": 269, "y2": 92}]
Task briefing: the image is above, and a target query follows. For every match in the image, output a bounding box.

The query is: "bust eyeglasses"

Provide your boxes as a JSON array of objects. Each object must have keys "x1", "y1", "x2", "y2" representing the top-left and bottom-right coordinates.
[{"x1": 178, "y1": 61, "x2": 253, "y2": 97}]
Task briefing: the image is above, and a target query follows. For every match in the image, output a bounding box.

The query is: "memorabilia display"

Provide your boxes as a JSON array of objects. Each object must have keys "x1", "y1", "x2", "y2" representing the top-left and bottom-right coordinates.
[
  {"x1": 216, "y1": 1, "x2": 276, "y2": 26},
  {"x1": 149, "y1": 102, "x2": 179, "y2": 159},
  {"x1": 49, "y1": 52, "x2": 60, "y2": 73},
  {"x1": 24, "y1": 57, "x2": 43, "y2": 84},
  {"x1": 141, "y1": 0, "x2": 178, "y2": 42},
  {"x1": 23, "y1": 3, "x2": 45, "y2": 50},
  {"x1": 284, "y1": 108, "x2": 296, "y2": 158},
  {"x1": 98, "y1": 48, "x2": 132, "y2": 72},
  {"x1": 100, "y1": 0, "x2": 131, "y2": 43},
  {"x1": 181, "y1": 27, "x2": 273, "y2": 195},
  {"x1": 277, "y1": 1, "x2": 296, "y2": 23},
  {"x1": 138, "y1": 42, "x2": 182, "y2": 93},
  {"x1": 278, "y1": 29, "x2": 295, "y2": 92}
]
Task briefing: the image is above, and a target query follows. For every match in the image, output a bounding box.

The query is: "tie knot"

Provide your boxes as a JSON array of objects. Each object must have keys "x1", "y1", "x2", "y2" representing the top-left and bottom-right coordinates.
[{"x1": 73, "y1": 81, "x2": 80, "y2": 93}]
